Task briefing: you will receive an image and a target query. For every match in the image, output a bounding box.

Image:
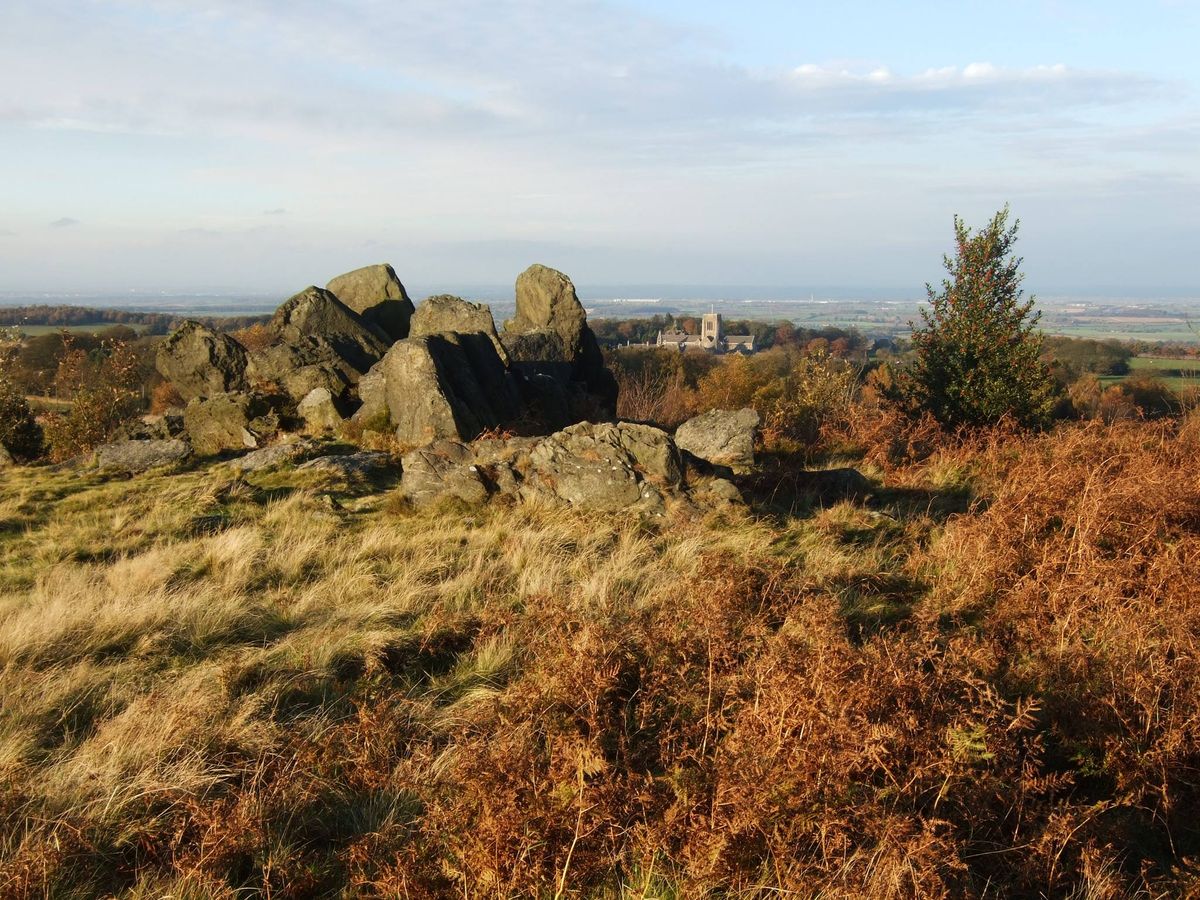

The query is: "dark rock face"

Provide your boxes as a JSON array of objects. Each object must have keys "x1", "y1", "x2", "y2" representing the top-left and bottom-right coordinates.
[
  {"x1": 326, "y1": 264, "x2": 415, "y2": 342},
  {"x1": 269, "y1": 287, "x2": 390, "y2": 377},
  {"x1": 501, "y1": 265, "x2": 618, "y2": 421},
  {"x1": 118, "y1": 413, "x2": 186, "y2": 442},
  {"x1": 95, "y1": 439, "x2": 191, "y2": 474},
  {"x1": 246, "y1": 338, "x2": 357, "y2": 402},
  {"x1": 675, "y1": 408, "x2": 761, "y2": 473},
  {"x1": 183, "y1": 392, "x2": 281, "y2": 456},
  {"x1": 155, "y1": 321, "x2": 249, "y2": 401}
]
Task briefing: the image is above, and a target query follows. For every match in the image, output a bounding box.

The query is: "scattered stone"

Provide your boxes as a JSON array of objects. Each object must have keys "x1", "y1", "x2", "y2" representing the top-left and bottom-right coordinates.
[
  {"x1": 675, "y1": 408, "x2": 760, "y2": 473},
  {"x1": 298, "y1": 387, "x2": 344, "y2": 433},
  {"x1": 95, "y1": 439, "x2": 191, "y2": 474},
  {"x1": 155, "y1": 321, "x2": 248, "y2": 401},
  {"x1": 228, "y1": 438, "x2": 319, "y2": 473},
  {"x1": 116, "y1": 413, "x2": 186, "y2": 441},
  {"x1": 326, "y1": 263, "x2": 415, "y2": 342},
  {"x1": 705, "y1": 478, "x2": 744, "y2": 504},
  {"x1": 183, "y1": 392, "x2": 280, "y2": 456},
  {"x1": 400, "y1": 441, "x2": 490, "y2": 507},
  {"x1": 297, "y1": 451, "x2": 392, "y2": 481},
  {"x1": 799, "y1": 467, "x2": 872, "y2": 499}
]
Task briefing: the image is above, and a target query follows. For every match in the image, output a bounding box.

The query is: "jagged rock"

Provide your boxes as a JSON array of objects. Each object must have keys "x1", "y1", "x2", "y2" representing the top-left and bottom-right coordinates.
[
  {"x1": 675, "y1": 408, "x2": 760, "y2": 473},
  {"x1": 297, "y1": 451, "x2": 392, "y2": 481},
  {"x1": 117, "y1": 413, "x2": 186, "y2": 441},
  {"x1": 95, "y1": 439, "x2": 191, "y2": 474},
  {"x1": 228, "y1": 438, "x2": 320, "y2": 473},
  {"x1": 183, "y1": 392, "x2": 280, "y2": 456},
  {"x1": 298, "y1": 388, "x2": 344, "y2": 433},
  {"x1": 525, "y1": 421, "x2": 681, "y2": 512},
  {"x1": 500, "y1": 265, "x2": 619, "y2": 421},
  {"x1": 246, "y1": 338, "x2": 356, "y2": 402},
  {"x1": 269, "y1": 287, "x2": 390, "y2": 377},
  {"x1": 410, "y1": 295, "x2": 510, "y2": 365},
  {"x1": 155, "y1": 321, "x2": 248, "y2": 401},
  {"x1": 400, "y1": 441, "x2": 490, "y2": 507},
  {"x1": 326, "y1": 264, "x2": 415, "y2": 342},
  {"x1": 376, "y1": 335, "x2": 512, "y2": 445}
]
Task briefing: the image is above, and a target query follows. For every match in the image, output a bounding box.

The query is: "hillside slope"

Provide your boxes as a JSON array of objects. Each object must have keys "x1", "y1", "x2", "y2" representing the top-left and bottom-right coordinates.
[{"x1": 1, "y1": 420, "x2": 1198, "y2": 897}]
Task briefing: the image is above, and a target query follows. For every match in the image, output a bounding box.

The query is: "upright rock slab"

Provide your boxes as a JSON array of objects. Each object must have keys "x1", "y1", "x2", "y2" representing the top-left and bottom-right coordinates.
[
  {"x1": 326, "y1": 264, "x2": 415, "y2": 342},
  {"x1": 155, "y1": 321, "x2": 249, "y2": 401},
  {"x1": 376, "y1": 337, "x2": 495, "y2": 445}
]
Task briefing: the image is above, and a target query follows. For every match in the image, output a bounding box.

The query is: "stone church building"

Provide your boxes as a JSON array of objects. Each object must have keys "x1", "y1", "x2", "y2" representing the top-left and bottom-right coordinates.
[{"x1": 656, "y1": 312, "x2": 755, "y2": 354}]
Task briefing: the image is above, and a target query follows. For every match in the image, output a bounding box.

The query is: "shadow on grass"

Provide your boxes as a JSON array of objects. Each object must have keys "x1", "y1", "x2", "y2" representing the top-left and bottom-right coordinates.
[{"x1": 830, "y1": 572, "x2": 928, "y2": 644}]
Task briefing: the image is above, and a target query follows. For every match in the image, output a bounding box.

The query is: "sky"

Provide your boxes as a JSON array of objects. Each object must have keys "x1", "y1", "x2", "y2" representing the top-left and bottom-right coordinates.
[{"x1": 0, "y1": 0, "x2": 1197, "y2": 298}]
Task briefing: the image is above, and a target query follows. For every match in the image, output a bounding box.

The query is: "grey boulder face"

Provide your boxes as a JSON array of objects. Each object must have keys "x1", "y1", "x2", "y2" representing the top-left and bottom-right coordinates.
[
  {"x1": 675, "y1": 408, "x2": 761, "y2": 473},
  {"x1": 525, "y1": 421, "x2": 682, "y2": 513},
  {"x1": 400, "y1": 440, "x2": 490, "y2": 507},
  {"x1": 326, "y1": 264, "x2": 415, "y2": 343},
  {"x1": 95, "y1": 439, "x2": 191, "y2": 474},
  {"x1": 376, "y1": 335, "x2": 515, "y2": 446},
  {"x1": 269, "y1": 286, "x2": 390, "y2": 378},
  {"x1": 410, "y1": 294, "x2": 509, "y2": 365},
  {"x1": 228, "y1": 438, "x2": 319, "y2": 474},
  {"x1": 502, "y1": 264, "x2": 618, "y2": 421},
  {"x1": 155, "y1": 321, "x2": 249, "y2": 401},
  {"x1": 246, "y1": 338, "x2": 356, "y2": 403},
  {"x1": 297, "y1": 387, "x2": 344, "y2": 433},
  {"x1": 183, "y1": 392, "x2": 280, "y2": 456}
]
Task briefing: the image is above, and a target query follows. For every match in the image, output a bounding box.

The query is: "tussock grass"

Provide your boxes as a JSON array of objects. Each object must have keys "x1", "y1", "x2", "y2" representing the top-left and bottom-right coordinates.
[{"x1": 1, "y1": 420, "x2": 1199, "y2": 897}]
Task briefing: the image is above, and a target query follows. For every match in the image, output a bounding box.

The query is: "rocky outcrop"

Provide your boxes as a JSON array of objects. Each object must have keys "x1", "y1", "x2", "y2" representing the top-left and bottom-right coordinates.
[
  {"x1": 501, "y1": 265, "x2": 618, "y2": 421},
  {"x1": 269, "y1": 287, "x2": 390, "y2": 377},
  {"x1": 95, "y1": 439, "x2": 190, "y2": 474},
  {"x1": 155, "y1": 321, "x2": 248, "y2": 401},
  {"x1": 228, "y1": 438, "x2": 320, "y2": 473},
  {"x1": 117, "y1": 413, "x2": 186, "y2": 442},
  {"x1": 297, "y1": 451, "x2": 392, "y2": 482},
  {"x1": 397, "y1": 421, "x2": 694, "y2": 515},
  {"x1": 183, "y1": 392, "x2": 280, "y2": 456},
  {"x1": 675, "y1": 408, "x2": 760, "y2": 473},
  {"x1": 326, "y1": 264, "x2": 415, "y2": 342},
  {"x1": 245, "y1": 338, "x2": 356, "y2": 403}
]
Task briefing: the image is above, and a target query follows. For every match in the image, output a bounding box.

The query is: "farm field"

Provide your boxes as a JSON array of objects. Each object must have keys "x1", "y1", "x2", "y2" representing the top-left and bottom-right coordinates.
[
  {"x1": 1099, "y1": 356, "x2": 1200, "y2": 390},
  {"x1": 10, "y1": 323, "x2": 152, "y2": 337}
]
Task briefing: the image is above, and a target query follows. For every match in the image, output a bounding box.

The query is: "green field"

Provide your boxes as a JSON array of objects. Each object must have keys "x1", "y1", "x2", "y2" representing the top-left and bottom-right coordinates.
[
  {"x1": 10, "y1": 323, "x2": 152, "y2": 337},
  {"x1": 1099, "y1": 356, "x2": 1200, "y2": 390}
]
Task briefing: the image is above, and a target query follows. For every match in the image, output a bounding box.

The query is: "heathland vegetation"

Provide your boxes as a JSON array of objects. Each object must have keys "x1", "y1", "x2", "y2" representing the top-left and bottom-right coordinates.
[{"x1": 1, "y1": 214, "x2": 1199, "y2": 896}]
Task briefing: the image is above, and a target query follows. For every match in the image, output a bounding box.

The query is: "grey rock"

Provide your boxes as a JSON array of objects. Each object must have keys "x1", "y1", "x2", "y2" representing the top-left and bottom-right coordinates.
[
  {"x1": 351, "y1": 362, "x2": 388, "y2": 426},
  {"x1": 228, "y1": 439, "x2": 320, "y2": 473},
  {"x1": 297, "y1": 451, "x2": 392, "y2": 481},
  {"x1": 410, "y1": 294, "x2": 509, "y2": 365},
  {"x1": 298, "y1": 387, "x2": 344, "y2": 433},
  {"x1": 526, "y1": 421, "x2": 681, "y2": 511},
  {"x1": 269, "y1": 286, "x2": 390, "y2": 377},
  {"x1": 400, "y1": 441, "x2": 490, "y2": 507},
  {"x1": 800, "y1": 467, "x2": 872, "y2": 499},
  {"x1": 675, "y1": 408, "x2": 760, "y2": 473},
  {"x1": 326, "y1": 263, "x2": 415, "y2": 342},
  {"x1": 95, "y1": 439, "x2": 191, "y2": 474},
  {"x1": 705, "y1": 478, "x2": 744, "y2": 504},
  {"x1": 118, "y1": 413, "x2": 186, "y2": 441},
  {"x1": 376, "y1": 335, "x2": 513, "y2": 445},
  {"x1": 183, "y1": 392, "x2": 280, "y2": 456},
  {"x1": 246, "y1": 338, "x2": 356, "y2": 401},
  {"x1": 155, "y1": 321, "x2": 249, "y2": 401}
]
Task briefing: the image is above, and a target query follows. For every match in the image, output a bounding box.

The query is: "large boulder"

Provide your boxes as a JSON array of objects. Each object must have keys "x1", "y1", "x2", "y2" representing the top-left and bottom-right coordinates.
[
  {"x1": 326, "y1": 264, "x2": 415, "y2": 342},
  {"x1": 399, "y1": 440, "x2": 490, "y2": 507},
  {"x1": 155, "y1": 321, "x2": 248, "y2": 401},
  {"x1": 410, "y1": 294, "x2": 509, "y2": 365},
  {"x1": 501, "y1": 265, "x2": 617, "y2": 420},
  {"x1": 228, "y1": 438, "x2": 320, "y2": 474},
  {"x1": 297, "y1": 387, "x2": 344, "y2": 433},
  {"x1": 525, "y1": 421, "x2": 681, "y2": 512},
  {"x1": 246, "y1": 337, "x2": 356, "y2": 402},
  {"x1": 269, "y1": 287, "x2": 390, "y2": 377},
  {"x1": 375, "y1": 335, "x2": 515, "y2": 446},
  {"x1": 94, "y1": 439, "x2": 190, "y2": 474},
  {"x1": 675, "y1": 408, "x2": 760, "y2": 473},
  {"x1": 183, "y1": 392, "x2": 280, "y2": 456}
]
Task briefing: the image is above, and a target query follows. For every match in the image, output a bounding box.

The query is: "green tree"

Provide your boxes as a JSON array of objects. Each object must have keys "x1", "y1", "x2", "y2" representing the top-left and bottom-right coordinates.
[
  {"x1": 0, "y1": 372, "x2": 43, "y2": 461},
  {"x1": 905, "y1": 207, "x2": 1054, "y2": 427}
]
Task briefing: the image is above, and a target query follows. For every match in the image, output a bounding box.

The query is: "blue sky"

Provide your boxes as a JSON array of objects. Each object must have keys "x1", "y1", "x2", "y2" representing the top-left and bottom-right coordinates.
[{"x1": 0, "y1": 0, "x2": 1196, "y2": 296}]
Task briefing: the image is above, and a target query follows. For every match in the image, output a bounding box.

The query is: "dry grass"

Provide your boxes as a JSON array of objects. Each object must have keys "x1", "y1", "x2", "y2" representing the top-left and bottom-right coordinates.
[{"x1": 1, "y1": 418, "x2": 1198, "y2": 897}]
